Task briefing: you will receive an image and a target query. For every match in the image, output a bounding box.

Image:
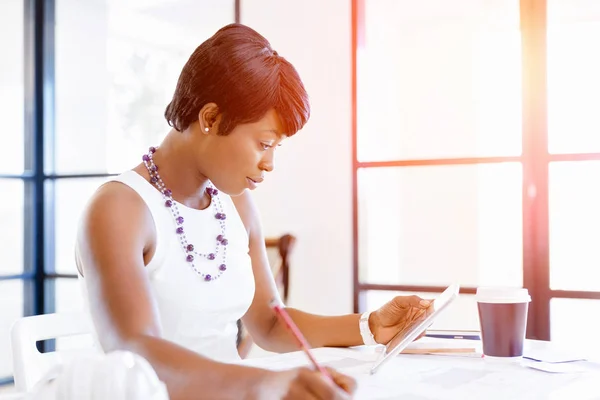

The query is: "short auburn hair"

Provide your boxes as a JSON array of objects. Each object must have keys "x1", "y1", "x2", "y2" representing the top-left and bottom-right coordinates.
[{"x1": 165, "y1": 23, "x2": 310, "y2": 136}]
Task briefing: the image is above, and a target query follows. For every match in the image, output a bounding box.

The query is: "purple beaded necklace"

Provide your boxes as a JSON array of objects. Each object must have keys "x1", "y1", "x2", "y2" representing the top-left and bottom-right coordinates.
[{"x1": 142, "y1": 146, "x2": 228, "y2": 282}]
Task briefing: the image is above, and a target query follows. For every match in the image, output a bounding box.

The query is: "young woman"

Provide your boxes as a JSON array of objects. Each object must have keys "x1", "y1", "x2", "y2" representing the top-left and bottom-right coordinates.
[{"x1": 75, "y1": 23, "x2": 433, "y2": 400}]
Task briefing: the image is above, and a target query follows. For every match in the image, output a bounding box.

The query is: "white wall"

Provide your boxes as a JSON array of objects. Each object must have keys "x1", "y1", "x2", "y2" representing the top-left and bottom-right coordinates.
[{"x1": 241, "y1": 0, "x2": 354, "y2": 315}]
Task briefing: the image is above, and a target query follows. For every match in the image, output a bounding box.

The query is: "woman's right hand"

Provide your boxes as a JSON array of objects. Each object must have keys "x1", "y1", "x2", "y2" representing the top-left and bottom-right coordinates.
[{"x1": 255, "y1": 367, "x2": 357, "y2": 399}]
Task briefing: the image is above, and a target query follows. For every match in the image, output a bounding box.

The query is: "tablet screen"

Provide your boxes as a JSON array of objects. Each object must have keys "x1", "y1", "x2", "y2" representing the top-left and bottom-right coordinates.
[{"x1": 370, "y1": 283, "x2": 461, "y2": 375}]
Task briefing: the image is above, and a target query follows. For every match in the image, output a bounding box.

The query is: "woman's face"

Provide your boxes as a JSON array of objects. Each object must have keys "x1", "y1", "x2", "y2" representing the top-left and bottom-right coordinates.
[{"x1": 198, "y1": 108, "x2": 286, "y2": 196}]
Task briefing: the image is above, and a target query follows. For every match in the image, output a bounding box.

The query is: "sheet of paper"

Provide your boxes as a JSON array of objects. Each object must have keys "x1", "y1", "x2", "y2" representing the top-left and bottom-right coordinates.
[
  {"x1": 524, "y1": 361, "x2": 591, "y2": 374},
  {"x1": 524, "y1": 347, "x2": 587, "y2": 363},
  {"x1": 241, "y1": 347, "x2": 600, "y2": 399},
  {"x1": 237, "y1": 347, "x2": 378, "y2": 372},
  {"x1": 352, "y1": 354, "x2": 599, "y2": 400}
]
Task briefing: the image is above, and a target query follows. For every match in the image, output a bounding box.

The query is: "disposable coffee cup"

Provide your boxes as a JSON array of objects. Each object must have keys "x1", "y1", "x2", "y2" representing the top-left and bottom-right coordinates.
[{"x1": 475, "y1": 287, "x2": 531, "y2": 359}]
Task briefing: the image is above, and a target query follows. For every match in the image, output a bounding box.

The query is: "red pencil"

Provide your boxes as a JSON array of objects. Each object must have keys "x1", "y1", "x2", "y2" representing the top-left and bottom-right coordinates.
[{"x1": 270, "y1": 300, "x2": 334, "y2": 382}]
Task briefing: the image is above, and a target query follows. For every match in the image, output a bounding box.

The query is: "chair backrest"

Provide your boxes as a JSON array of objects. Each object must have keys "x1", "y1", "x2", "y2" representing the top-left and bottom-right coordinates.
[
  {"x1": 10, "y1": 312, "x2": 96, "y2": 392},
  {"x1": 264, "y1": 234, "x2": 296, "y2": 303}
]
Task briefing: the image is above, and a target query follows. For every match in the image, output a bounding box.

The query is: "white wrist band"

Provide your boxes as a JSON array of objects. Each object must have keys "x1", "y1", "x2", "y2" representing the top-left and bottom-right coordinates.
[{"x1": 359, "y1": 311, "x2": 377, "y2": 346}]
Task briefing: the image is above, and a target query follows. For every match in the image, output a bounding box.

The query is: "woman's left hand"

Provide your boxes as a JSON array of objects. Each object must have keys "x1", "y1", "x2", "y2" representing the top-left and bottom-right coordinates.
[{"x1": 369, "y1": 295, "x2": 434, "y2": 345}]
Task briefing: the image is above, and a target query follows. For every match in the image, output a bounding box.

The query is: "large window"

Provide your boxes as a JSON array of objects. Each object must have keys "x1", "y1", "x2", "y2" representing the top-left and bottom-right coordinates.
[
  {"x1": 0, "y1": 0, "x2": 236, "y2": 385},
  {"x1": 0, "y1": 0, "x2": 26, "y2": 383},
  {"x1": 353, "y1": 0, "x2": 600, "y2": 349}
]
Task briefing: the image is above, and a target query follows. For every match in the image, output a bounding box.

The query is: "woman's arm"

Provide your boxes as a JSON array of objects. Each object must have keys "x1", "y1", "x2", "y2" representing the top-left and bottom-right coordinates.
[
  {"x1": 77, "y1": 183, "x2": 270, "y2": 400},
  {"x1": 234, "y1": 192, "x2": 365, "y2": 353},
  {"x1": 235, "y1": 191, "x2": 432, "y2": 353}
]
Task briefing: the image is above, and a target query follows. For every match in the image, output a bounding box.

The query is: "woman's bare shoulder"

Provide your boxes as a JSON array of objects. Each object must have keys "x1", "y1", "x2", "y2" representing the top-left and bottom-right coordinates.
[
  {"x1": 84, "y1": 180, "x2": 149, "y2": 219},
  {"x1": 76, "y1": 180, "x2": 154, "y2": 275}
]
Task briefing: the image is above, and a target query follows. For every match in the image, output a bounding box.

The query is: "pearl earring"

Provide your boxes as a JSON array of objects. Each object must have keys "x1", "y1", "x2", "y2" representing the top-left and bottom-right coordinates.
[{"x1": 204, "y1": 127, "x2": 209, "y2": 132}]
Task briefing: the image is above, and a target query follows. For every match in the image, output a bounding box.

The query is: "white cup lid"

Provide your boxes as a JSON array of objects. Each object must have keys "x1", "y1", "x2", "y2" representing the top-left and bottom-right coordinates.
[{"x1": 475, "y1": 287, "x2": 531, "y2": 304}]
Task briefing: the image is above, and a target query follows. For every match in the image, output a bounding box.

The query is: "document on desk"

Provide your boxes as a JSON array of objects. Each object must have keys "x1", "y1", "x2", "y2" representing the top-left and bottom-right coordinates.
[
  {"x1": 524, "y1": 346, "x2": 587, "y2": 363},
  {"x1": 239, "y1": 347, "x2": 600, "y2": 400}
]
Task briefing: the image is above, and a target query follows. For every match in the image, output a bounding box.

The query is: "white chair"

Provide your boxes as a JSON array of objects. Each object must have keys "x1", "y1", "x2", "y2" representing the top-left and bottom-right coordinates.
[
  {"x1": 10, "y1": 312, "x2": 96, "y2": 392},
  {"x1": 10, "y1": 313, "x2": 169, "y2": 400}
]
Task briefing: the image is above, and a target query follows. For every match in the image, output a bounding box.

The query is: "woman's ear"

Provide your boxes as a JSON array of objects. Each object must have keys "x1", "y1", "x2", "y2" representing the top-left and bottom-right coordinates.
[{"x1": 198, "y1": 102, "x2": 220, "y2": 133}]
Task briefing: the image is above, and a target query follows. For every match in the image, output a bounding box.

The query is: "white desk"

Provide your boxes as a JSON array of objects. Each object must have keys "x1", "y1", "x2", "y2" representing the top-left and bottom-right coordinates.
[
  {"x1": 241, "y1": 340, "x2": 600, "y2": 400},
  {"x1": 0, "y1": 394, "x2": 26, "y2": 400},
  {"x1": 4, "y1": 340, "x2": 599, "y2": 400}
]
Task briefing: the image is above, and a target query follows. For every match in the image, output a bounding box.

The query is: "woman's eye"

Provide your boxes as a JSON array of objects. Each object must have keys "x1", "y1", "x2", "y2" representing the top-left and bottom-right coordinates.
[{"x1": 261, "y1": 143, "x2": 272, "y2": 150}]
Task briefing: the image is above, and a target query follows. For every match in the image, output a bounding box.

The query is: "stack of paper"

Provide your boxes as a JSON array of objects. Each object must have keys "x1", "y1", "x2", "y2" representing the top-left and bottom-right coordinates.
[{"x1": 402, "y1": 337, "x2": 481, "y2": 357}]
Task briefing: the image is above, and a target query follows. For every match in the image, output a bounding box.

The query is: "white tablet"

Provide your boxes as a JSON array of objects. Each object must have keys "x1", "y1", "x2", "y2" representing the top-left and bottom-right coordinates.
[{"x1": 370, "y1": 283, "x2": 461, "y2": 375}]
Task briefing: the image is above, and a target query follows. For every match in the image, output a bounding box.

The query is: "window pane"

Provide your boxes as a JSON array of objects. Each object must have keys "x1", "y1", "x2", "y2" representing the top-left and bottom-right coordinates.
[
  {"x1": 364, "y1": 290, "x2": 480, "y2": 331},
  {"x1": 358, "y1": 0, "x2": 521, "y2": 161},
  {"x1": 0, "y1": 180, "x2": 24, "y2": 275},
  {"x1": 549, "y1": 161, "x2": 600, "y2": 291},
  {"x1": 0, "y1": 0, "x2": 24, "y2": 174},
  {"x1": 50, "y1": 278, "x2": 92, "y2": 350},
  {"x1": 0, "y1": 280, "x2": 24, "y2": 377},
  {"x1": 53, "y1": 278, "x2": 84, "y2": 314},
  {"x1": 54, "y1": 0, "x2": 235, "y2": 174},
  {"x1": 551, "y1": 298, "x2": 600, "y2": 358},
  {"x1": 548, "y1": 0, "x2": 600, "y2": 154},
  {"x1": 52, "y1": 178, "x2": 108, "y2": 274},
  {"x1": 358, "y1": 164, "x2": 522, "y2": 287}
]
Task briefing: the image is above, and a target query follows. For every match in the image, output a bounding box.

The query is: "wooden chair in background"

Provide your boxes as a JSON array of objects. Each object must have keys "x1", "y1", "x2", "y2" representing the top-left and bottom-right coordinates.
[{"x1": 236, "y1": 233, "x2": 296, "y2": 358}]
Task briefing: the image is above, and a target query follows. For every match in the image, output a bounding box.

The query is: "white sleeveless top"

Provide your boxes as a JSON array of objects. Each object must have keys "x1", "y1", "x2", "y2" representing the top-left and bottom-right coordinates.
[{"x1": 77, "y1": 170, "x2": 256, "y2": 363}]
